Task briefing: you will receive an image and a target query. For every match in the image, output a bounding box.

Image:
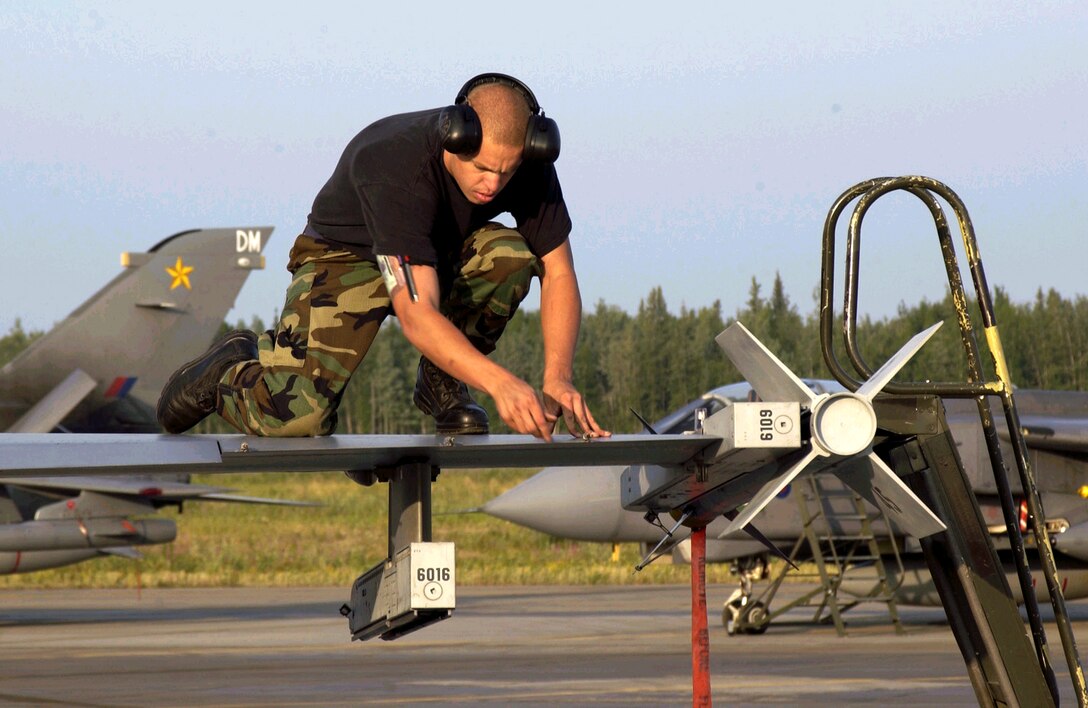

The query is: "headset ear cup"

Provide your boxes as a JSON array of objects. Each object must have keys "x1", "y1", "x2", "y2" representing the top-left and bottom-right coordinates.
[
  {"x1": 523, "y1": 115, "x2": 561, "y2": 162},
  {"x1": 440, "y1": 104, "x2": 483, "y2": 155}
]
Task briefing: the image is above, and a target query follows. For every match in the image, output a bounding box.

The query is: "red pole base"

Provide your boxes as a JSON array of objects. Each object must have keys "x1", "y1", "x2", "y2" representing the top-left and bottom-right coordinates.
[{"x1": 691, "y1": 526, "x2": 711, "y2": 707}]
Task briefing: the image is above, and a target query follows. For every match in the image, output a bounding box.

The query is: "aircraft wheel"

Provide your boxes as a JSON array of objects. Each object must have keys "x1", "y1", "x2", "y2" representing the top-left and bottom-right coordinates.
[
  {"x1": 740, "y1": 601, "x2": 769, "y2": 635},
  {"x1": 723, "y1": 599, "x2": 744, "y2": 635}
]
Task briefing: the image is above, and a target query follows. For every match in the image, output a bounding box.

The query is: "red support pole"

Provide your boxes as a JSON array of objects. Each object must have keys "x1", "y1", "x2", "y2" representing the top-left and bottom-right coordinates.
[{"x1": 691, "y1": 525, "x2": 712, "y2": 707}]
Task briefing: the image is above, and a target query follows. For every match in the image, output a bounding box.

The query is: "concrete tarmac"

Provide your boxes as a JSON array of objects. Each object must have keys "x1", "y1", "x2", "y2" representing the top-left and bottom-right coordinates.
[{"x1": 1, "y1": 584, "x2": 1084, "y2": 706}]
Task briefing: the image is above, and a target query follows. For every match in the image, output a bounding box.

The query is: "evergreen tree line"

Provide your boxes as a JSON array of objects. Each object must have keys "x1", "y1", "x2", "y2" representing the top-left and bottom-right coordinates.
[{"x1": 3, "y1": 275, "x2": 1086, "y2": 435}]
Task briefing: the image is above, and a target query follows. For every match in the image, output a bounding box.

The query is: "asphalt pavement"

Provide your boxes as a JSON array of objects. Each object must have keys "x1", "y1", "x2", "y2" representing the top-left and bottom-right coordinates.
[{"x1": 1, "y1": 584, "x2": 1083, "y2": 706}]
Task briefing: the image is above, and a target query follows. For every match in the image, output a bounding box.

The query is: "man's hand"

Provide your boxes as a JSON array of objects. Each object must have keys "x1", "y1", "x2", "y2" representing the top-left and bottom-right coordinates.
[
  {"x1": 542, "y1": 379, "x2": 611, "y2": 439},
  {"x1": 491, "y1": 373, "x2": 555, "y2": 441}
]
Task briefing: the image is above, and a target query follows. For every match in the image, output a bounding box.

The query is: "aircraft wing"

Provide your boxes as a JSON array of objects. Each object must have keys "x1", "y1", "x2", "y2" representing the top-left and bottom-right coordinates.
[
  {"x1": 0, "y1": 433, "x2": 717, "y2": 478},
  {"x1": 0, "y1": 475, "x2": 317, "y2": 506},
  {"x1": 1010, "y1": 416, "x2": 1088, "y2": 454},
  {"x1": 190, "y1": 492, "x2": 319, "y2": 507}
]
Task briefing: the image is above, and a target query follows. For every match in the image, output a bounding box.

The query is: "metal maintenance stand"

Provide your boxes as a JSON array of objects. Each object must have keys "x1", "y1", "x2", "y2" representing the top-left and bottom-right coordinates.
[{"x1": 822, "y1": 176, "x2": 1086, "y2": 706}]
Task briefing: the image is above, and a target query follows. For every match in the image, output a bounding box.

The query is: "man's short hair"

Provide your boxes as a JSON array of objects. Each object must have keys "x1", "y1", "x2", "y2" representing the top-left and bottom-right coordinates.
[{"x1": 466, "y1": 83, "x2": 532, "y2": 149}]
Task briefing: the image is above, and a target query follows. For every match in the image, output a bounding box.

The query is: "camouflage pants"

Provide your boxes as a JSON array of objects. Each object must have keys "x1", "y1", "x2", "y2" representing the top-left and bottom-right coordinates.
[{"x1": 217, "y1": 223, "x2": 540, "y2": 436}]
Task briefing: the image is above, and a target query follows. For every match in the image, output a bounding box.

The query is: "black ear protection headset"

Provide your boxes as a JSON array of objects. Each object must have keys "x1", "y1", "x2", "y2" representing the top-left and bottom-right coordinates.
[{"x1": 439, "y1": 73, "x2": 561, "y2": 162}]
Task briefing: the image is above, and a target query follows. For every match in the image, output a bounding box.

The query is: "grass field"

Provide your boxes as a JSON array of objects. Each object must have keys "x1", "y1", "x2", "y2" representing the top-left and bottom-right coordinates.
[{"x1": 0, "y1": 469, "x2": 742, "y2": 589}]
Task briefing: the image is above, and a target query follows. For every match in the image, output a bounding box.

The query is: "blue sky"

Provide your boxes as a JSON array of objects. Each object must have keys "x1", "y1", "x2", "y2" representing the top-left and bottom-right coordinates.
[{"x1": 2, "y1": 2, "x2": 1085, "y2": 335}]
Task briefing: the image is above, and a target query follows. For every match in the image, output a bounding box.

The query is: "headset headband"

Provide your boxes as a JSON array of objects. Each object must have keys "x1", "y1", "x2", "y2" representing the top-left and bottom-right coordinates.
[
  {"x1": 441, "y1": 73, "x2": 560, "y2": 162},
  {"x1": 455, "y1": 73, "x2": 544, "y2": 116}
]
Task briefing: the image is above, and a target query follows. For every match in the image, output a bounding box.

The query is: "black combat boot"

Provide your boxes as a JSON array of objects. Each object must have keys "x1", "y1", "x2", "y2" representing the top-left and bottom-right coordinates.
[
  {"x1": 413, "y1": 356, "x2": 489, "y2": 434},
  {"x1": 156, "y1": 330, "x2": 258, "y2": 433}
]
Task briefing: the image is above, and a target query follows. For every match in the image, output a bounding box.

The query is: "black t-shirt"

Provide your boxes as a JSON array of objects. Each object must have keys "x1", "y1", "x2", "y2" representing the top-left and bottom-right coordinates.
[{"x1": 307, "y1": 109, "x2": 572, "y2": 269}]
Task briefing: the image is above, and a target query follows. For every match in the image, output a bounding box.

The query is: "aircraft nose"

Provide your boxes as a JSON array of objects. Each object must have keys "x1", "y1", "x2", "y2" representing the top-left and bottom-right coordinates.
[{"x1": 482, "y1": 466, "x2": 625, "y2": 539}]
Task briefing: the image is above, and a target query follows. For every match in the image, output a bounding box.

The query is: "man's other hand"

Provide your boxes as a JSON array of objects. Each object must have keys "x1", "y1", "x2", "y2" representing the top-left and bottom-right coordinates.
[{"x1": 542, "y1": 382, "x2": 611, "y2": 439}]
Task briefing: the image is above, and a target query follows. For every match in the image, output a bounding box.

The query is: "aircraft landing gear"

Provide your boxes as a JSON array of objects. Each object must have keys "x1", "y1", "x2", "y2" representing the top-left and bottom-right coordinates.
[
  {"x1": 724, "y1": 599, "x2": 769, "y2": 636},
  {"x1": 722, "y1": 556, "x2": 770, "y2": 635}
]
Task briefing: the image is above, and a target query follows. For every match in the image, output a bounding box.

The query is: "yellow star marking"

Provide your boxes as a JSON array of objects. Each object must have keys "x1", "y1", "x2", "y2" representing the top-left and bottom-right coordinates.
[{"x1": 166, "y1": 256, "x2": 194, "y2": 290}]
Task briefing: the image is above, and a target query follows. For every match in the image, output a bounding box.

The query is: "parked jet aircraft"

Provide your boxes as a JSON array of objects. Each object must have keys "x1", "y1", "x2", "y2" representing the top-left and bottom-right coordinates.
[
  {"x1": 483, "y1": 378, "x2": 1088, "y2": 617},
  {"x1": 0, "y1": 225, "x2": 309, "y2": 574}
]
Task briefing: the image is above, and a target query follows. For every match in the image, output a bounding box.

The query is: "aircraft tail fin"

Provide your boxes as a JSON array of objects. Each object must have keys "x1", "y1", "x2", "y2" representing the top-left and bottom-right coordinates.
[{"x1": 0, "y1": 226, "x2": 273, "y2": 432}]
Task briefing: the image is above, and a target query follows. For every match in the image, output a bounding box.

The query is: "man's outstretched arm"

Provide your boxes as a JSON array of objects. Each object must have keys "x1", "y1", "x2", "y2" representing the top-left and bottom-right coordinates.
[
  {"x1": 386, "y1": 260, "x2": 555, "y2": 440},
  {"x1": 538, "y1": 240, "x2": 611, "y2": 438}
]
